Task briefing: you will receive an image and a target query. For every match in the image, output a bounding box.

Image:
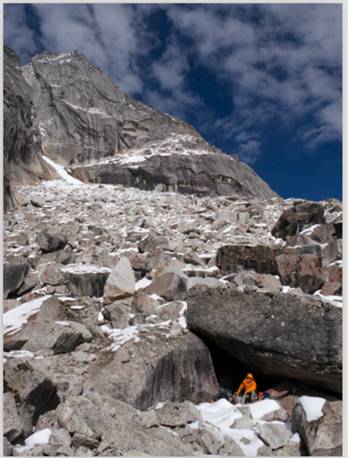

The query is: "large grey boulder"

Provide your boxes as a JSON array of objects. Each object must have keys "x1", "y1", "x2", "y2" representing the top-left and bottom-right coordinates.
[
  {"x1": 155, "y1": 401, "x2": 201, "y2": 427},
  {"x1": 4, "y1": 297, "x2": 92, "y2": 353},
  {"x1": 255, "y1": 422, "x2": 292, "y2": 450},
  {"x1": 3, "y1": 262, "x2": 29, "y2": 298},
  {"x1": 85, "y1": 331, "x2": 219, "y2": 410},
  {"x1": 143, "y1": 272, "x2": 187, "y2": 301},
  {"x1": 103, "y1": 257, "x2": 136, "y2": 304},
  {"x1": 4, "y1": 393, "x2": 23, "y2": 443},
  {"x1": 103, "y1": 301, "x2": 130, "y2": 328},
  {"x1": 36, "y1": 230, "x2": 67, "y2": 254},
  {"x1": 272, "y1": 201, "x2": 326, "y2": 240},
  {"x1": 216, "y1": 244, "x2": 279, "y2": 276},
  {"x1": 23, "y1": 50, "x2": 276, "y2": 199},
  {"x1": 292, "y1": 397, "x2": 342, "y2": 455},
  {"x1": 55, "y1": 391, "x2": 196, "y2": 455},
  {"x1": 3, "y1": 437, "x2": 13, "y2": 456},
  {"x1": 61, "y1": 264, "x2": 110, "y2": 297},
  {"x1": 4, "y1": 47, "x2": 55, "y2": 213},
  {"x1": 180, "y1": 423, "x2": 244, "y2": 456},
  {"x1": 276, "y1": 252, "x2": 324, "y2": 294},
  {"x1": 4, "y1": 359, "x2": 60, "y2": 427},
  {"x1": 230, "y1": 270, "x2": 283, "y2": 294},
  {"x1": 138, "y1": 233, "x2": 169, "y2": 254},
  {"x1": 187, "y1": 284, "x2": 342, "y2": 393}
]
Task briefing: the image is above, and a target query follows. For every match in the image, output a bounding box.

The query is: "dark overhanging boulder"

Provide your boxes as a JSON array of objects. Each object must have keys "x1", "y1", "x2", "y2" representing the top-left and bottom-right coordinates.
[
  {"x1": 271, "y1": 201, "x2": 326, "y2": 240},
  {"x1": 187, "y1": 284, "x2": 342, "y2": 394},
  {"x1": 216, "y1": 244, "x2": 280, "y2": 276}
]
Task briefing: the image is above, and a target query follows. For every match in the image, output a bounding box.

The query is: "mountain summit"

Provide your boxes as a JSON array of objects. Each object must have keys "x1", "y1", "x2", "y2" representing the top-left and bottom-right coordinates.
[{"x1": 18, "y1": 49, "x2": 276, "y2": 198}]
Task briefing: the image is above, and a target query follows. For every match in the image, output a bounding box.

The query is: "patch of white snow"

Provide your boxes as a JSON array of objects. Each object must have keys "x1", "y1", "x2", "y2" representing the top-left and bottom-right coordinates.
[
  {"x1": 248, "y1": 399, "x2": 280, "y2": 420},
  {"x1": 25, "y1": 428, "x2": 52, "y2": 446},
  {"x1": 42, "y1": 155, "x2": 83, "y2": 185},
  {"x1": 3, "y1": 296, "x2": 51, "y2": 336},
  {"x1": 135, "y1": 277, "x2": 152, "y2": 290},
  {"x1": 299, "y1": 396, "x2": 326, "y2": 422}
]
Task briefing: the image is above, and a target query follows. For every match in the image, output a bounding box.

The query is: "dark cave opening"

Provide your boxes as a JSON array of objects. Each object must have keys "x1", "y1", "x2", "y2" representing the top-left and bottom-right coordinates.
[
  {"x1": 204, "y1": 338, "x2": 342, "y2": 401},
  {"x1": 206, "y1": 339, "x2": 285, "y2": 395}
]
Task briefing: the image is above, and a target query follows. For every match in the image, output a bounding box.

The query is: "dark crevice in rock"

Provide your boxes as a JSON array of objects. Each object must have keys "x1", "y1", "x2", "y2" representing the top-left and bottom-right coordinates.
[
  {"x1": 27, "y1": 379, "x2": 60, "y2": 423},
  {"x1": 200, "y1": 337, "x2": 284, "y2": 394}
]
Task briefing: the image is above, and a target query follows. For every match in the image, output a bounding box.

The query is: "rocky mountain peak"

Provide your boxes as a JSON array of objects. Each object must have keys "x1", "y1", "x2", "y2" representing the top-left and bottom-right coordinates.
[{"x1": 17, "y1": 49, "x2": 277, "y2": 198}]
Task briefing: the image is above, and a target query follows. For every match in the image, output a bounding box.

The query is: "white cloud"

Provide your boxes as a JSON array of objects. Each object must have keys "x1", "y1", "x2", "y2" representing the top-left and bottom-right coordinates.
[
  {"x1": 4, "y1": 5, "x2": 37, "y2": 62},
  {"x1": 32, "y1": 4, "x2": 153, "y2": 94},
  {"x1": 4, "y1": 3, "x2": 341, "y2": 162},
  {"x1": 237, "y1": 139, "x2": 261, "y2": 164},
  {"x1": 144, "y1": 37, "x2": 203, "y2": 116},
  {"x1": 167, "y1": 4, "x2": 342, "y2": 157}
]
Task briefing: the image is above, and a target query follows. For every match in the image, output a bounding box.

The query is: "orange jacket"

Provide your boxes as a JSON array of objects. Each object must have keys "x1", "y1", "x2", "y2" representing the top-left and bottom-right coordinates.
[{"x1": 236, "y1": 373, "x2": 257, "y2": 395}]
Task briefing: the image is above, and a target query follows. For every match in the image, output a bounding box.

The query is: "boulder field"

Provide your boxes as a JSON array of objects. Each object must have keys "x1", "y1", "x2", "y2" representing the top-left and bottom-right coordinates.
[{"x1": 3, "y1": 179, "x2": 342, "y2": 456}]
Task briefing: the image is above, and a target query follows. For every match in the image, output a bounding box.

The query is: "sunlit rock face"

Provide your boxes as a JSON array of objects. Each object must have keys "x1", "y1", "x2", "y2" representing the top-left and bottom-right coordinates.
[
  {"x1": 3, "y1": 48, "x2": 55, "y2": 212},
  {"x1": 22, "y1": 50, "x2": 276, "y2": 198}
]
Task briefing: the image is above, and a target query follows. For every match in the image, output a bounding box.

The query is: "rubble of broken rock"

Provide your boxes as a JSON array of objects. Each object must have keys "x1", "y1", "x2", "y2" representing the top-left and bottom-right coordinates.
[{"x1": 3, "y1": 178, "x2": 342, "y2": 456}]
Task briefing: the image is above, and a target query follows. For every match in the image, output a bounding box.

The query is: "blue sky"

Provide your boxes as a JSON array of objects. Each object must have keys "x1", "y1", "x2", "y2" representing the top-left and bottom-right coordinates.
[{"x1": 4, "y1": 3, "x2": 342, "y2": 200}]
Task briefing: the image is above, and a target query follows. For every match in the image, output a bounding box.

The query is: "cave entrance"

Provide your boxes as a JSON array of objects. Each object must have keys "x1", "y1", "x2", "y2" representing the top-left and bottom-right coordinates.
[{"x1": 206, "y1": 339, "x2": 281, "y2": 394}]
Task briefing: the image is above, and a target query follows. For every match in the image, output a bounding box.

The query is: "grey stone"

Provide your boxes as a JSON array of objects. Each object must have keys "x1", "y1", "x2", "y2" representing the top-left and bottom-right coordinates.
[
  {"x1": 4, "y1": 359, "x2": 60, "y2": 424},
  {"x1": 36, "y1": 230, "x2": 67, "y2": 254},
  {"x1": 103, "y1": 257, "x2": 136, "y2": 304},
  {"x1": 256, "y1": 422, "x2": 292, "y2": 450},
  {"x1": 3, "y1": 262, "x2": 29, "y2": 298},
  {"x1": 260, "y1": 405, "x2": 289, "y2": 422},
  {"x1": 272, "y1": 202, "x2": 326, "y2": 240},
  {"x1": 132, "y1": 291, "x2": 161, "y2": 314},
  {"x1": 187, "y1": 277, "x2": 226, "y2": 291},
  {"x1": 15, "y1": 272, "x2": 41, "y2": 297},
  {"x1": 276, "y1": 252, "x2": 323, "y2": 294},
  {"x1": 143, "y1": 272, "x2": 187, "y2": 301},
  {"x1": 5, "y1": 296, "x2": 92, "y2": 354},
  {"x1": 103, "y1": 301, "x2": 130, "y2": 328},
  {"x1": 231, "y1": 415, "x2": 254, "y2": 429},
  {"x1": 216, "y1": 244, "x2": 279, "y2": 276},
  {"x1": 85, "y1": 331, "x2": 219, "y2": 410},
  {"x1": 3, "y1": 437, "x2": 13, "y2": 456},
  {"x1": 56, "y1": 391, "x2": 195, "y2": 456},
  {"x1": 61, "y1": 264, "x2": 110, "y2": 297},
  {"x1": 56, "y1": 245, "x2": 76, "y2": 265},
  {"x1": 187, "y1": 284, "x2": 342, "y2": 393},
  {"x1": 155, "y1": 301, "x2": 184, "y2": 322},
  {"x1": 135, "y1": 410, "x2": 159, "y2": 429},
  {"x1": 292, "y1": 399, "x2": 342, "y2": 455},
  {"x1": 49, "y1": 428, "x2": 72, "y2": 448},
  {"x1": 138, "y1": 234, "x2": 169, "y2": 254},
  {"x1": 4, "y1": 393, "x2": 23, "y2": 443},
  {"x1": 273, "y1": 434, "x2": 302, "y2": 456},
  {"x1": 39, "y1": 262, "x2": 65, "y2": 286},
  {"x1": 156, "y1": 401, "x2": 201, "y2": 427}
]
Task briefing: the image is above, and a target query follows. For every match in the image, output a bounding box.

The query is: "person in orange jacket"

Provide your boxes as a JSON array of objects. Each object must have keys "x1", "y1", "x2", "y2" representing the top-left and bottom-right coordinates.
[{"x1": 236, "y1": 373, "x2": 258, "y2": 404}]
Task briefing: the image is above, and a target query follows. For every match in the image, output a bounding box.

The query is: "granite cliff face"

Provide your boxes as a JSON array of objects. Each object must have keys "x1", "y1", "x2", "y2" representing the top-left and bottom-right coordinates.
[
  {"x1": 22, "y1": 50, "x2": 276, "y2": 198},
  {"x1": 3, "y1": 48, "x2": 55, "y2": 212}
]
